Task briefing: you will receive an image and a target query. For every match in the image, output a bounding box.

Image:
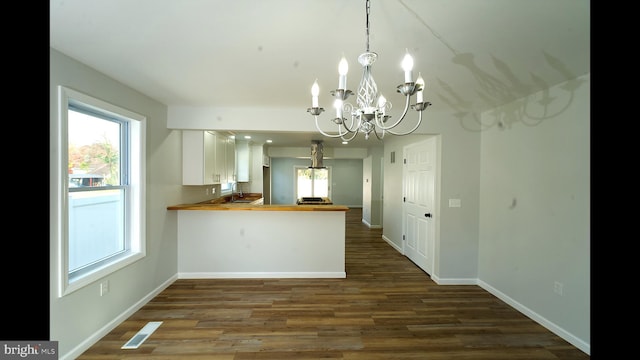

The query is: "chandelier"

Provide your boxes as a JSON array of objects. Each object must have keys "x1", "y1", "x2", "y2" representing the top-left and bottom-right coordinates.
[{"x1": 307, "y1": 0, "x2": 431, "y2": 143}]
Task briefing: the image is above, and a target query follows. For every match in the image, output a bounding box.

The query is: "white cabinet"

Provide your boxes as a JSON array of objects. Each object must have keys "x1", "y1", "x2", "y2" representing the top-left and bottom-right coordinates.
[
  {"x1": 236, "y1": 140, "x2": 251, "y2": 182},
  {"x1": 226, "y1": 138, "x2": 236, "y2": 183},
  {"x1": 182, "y1": 130, "x2": 236, "y2": 185},
  {"x1": 182, "y1": 130, "x2": 218, "y2": 185},
  {"x1": 215, "y1": 132, "x2": 227, "y2": 183}
]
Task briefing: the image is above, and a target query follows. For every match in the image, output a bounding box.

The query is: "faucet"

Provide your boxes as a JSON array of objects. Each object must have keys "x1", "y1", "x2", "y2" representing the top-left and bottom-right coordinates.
[
  {"x1": 231, "y1": 182, "x2": 236, "y2": 202},
  {"x1": 231, "y1": 182, "x2": 243, "y2": 201}
]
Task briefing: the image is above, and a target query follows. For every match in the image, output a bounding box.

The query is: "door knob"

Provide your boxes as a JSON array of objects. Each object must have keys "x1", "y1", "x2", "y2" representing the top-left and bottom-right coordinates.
[{"x1": 425, "y1": 213, "x2": 432, "y2": 218}]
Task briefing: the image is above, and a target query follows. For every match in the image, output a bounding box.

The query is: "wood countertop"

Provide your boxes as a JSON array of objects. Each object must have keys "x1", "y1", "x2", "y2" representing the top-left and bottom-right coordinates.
[{"x1": 167, "y1": 202, "x2": 349, "y2": 212}]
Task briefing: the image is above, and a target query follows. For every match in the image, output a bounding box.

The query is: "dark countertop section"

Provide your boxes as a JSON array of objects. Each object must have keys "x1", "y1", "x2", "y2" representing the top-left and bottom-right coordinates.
[
  {"x1": 297, "y1": 197, "x2": 333, "y2": 205},
  {"x1": 206, "y1": 192, "x2": 264, "y2": 204}
]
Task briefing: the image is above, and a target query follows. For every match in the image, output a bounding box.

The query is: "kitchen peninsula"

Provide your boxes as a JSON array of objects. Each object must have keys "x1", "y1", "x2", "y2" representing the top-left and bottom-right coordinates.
[{"x1": 167, "y1": 199, "x2": 349, "y2": 279}]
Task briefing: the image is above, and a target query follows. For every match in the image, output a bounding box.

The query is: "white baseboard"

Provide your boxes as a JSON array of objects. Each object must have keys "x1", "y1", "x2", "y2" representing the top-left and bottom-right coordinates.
[
  {"x1": 361, "y1": 218, "x2": 382, "y2": 228},
  {"x1": 59, "y1": 275, "x2": 178, "y2": 360},
  {"x1": 381, "y1": 234, "x2": 402, "y2": 253},
  {"x1": 478, "y1": 279, "x2": 590, "y2": 355},
  {"x1": 381, "y1": 235, "x2": 590, "y2": 356}
]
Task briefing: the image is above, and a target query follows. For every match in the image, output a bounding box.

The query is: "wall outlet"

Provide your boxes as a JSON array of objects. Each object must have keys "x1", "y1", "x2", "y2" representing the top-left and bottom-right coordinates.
[
  {"x1": 553, "y1": 281, "x2": 563, "y2": 296},
  {"x1": 100, "y1": 280, "x2": 110, "y2": 296}
]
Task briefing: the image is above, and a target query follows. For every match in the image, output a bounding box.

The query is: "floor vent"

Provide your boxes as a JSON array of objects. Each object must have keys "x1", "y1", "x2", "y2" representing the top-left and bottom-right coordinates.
[{"x1": 121, "y1": 321, "x2": 163, "y2": 349}]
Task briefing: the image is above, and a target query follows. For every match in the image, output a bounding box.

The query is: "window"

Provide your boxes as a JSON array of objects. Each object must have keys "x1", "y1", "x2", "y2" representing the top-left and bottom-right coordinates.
[
  {"x1": 57, "y1": 86, "x2": 146, "y2": 297},
  {"x1": 295, "y1": 166, "x2": 330, "y2": 199}
]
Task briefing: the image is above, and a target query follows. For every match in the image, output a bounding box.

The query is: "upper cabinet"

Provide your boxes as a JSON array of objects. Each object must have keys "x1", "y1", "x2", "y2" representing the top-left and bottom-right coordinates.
[
  {"x1": 214, "y1": 132, "x2": 226, "y2": 184},
  {"x1": 182, "y1": 130, "x2": 235, "y2": 185},
  {"x1": 225, "y1": 137, "x2": 236, "y2": 183},
  {"x1": 182, "y1": 130, "x2": 217, "y2": 185},
  {"x1": 236, "y1": 140, "x2": 251, "y2": 182}
]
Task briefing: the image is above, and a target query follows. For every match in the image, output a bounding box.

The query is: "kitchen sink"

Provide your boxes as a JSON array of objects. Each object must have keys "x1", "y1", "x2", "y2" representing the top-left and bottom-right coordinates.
[{"x1": 203, "y1": 195, "x2": 263, "y2": 205}]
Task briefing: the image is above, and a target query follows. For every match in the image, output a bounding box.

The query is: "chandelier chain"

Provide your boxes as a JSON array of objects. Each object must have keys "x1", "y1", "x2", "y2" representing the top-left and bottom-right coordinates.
[{"x1": 365, "y1": 0, "x2": 370, "y2": 52}]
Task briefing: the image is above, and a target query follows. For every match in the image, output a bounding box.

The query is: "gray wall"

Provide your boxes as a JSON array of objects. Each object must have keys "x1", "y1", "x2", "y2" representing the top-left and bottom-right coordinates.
[
  {"x1": 362, "y1": 147, "x2": 384, "y2": 227},
  {"x1": 477, "y1": 74, "x2": 590, "y2": 345},
  {"x1": 381, "y1": 74, "x2": 590, "y2": 352},
  {"x1": 50, "y1": 48, "x2": 205, "y2": 358},
  {"x1": 270, "y1": 157, "x2": 363, "y2": 207}
]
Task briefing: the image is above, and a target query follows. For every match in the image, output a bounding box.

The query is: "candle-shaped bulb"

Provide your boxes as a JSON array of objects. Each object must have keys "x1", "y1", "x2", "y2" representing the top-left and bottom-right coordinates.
[
  {"x1": 377, "y1": 94, "x2": 386, "y2": 107},
  {"x1": 338, "y1": 56, "x2": 348, "y2": 90},
  {"x1": 415, "y1": 73, "x2": 424, "y2": 103},
  {"x1": 401, "y1": 50, "x2": 414, "y2": 83},
  {"x1": 378, "y1": 94, "x2": 387, "y2": 116},
  {"x1": 311, "y1": 80, "x2": 320, "y2": 107}
]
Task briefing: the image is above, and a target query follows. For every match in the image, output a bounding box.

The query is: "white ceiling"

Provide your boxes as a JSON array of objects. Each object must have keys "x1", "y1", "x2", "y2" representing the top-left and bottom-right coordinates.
[{"x1": 50, "y1": 0, "x2": 590, "y2": 149}]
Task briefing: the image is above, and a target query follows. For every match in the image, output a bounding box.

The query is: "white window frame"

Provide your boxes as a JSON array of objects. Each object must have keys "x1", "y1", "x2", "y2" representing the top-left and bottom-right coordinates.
[
  {"x1": 57, "y1": 86, "x2": 146, "y2": 297},
  {"x1": 293, "y1": 166, "x2": 331, "y2": 200}
]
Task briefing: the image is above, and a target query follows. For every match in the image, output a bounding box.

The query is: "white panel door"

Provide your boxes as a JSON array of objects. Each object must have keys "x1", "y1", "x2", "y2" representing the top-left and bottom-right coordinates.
[{"x1": 402, "y1": 137, "x2": 436, "y2": 275}]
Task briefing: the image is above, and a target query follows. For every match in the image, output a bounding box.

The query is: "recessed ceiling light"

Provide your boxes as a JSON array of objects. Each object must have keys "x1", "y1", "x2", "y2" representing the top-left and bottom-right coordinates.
[
  {"x1": 266, "y1": 139, "x2": 273, "y2": 143},
  {"x1": 342, "y1": 141, "x2": 348, "y2": 145},
  {"x1": 244, "y1": 135, "x2": 251, "y2": 139}
]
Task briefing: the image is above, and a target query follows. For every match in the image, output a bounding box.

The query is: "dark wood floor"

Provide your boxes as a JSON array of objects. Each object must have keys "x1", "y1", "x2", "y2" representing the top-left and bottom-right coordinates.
[{"x1": 78, "y1": 208, "x2": 589, "y2": 359}]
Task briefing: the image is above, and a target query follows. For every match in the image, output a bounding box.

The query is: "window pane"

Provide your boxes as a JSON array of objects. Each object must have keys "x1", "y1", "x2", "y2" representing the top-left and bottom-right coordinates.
[
  {"x1": 313, "y1": 169, "x2": 329, "y2": 197},
  {"x1": 68, "y1": 110, "x2": 121, "y2": 186},
  {"x1": 67, "y1": 107, "x2": 126, "y2": 276},
  {"x1": 296, "y1": 168, "x2": 329, "y2": 198},
  {"x1": 68, "y1": 189, "x2": 125, "y2": 272},
  {"x1": 297, "y1": 168, "x2": 313, "y2": 198}
]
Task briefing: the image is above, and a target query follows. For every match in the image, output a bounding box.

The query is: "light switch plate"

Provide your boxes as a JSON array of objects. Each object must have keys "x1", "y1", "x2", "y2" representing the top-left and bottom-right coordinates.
[{"x1": 449, "y1": 199, "x2": 461, "y2": 207}]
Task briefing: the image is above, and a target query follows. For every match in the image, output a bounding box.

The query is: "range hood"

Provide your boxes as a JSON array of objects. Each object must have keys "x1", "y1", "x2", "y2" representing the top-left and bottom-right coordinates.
[{"x1": 309, "y1": 140, "x2": 326, "y2": 169}]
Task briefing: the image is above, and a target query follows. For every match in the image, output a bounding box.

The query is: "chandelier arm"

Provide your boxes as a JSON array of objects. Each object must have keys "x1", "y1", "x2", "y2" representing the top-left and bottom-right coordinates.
[
  {"x1": 340, "y1": 128, "x2": 359, "y2": 142},
  {"x1": 314, "y1": 116, "x2": 350, "y2": 138},
  {"x1": 341, "y1": 120, "x2": 359, "y2": 133},
  {"x1": 338, "y1": 121, "x2": 357, "y2": 134},
  {"x1": 375, "y1": 95, "x2": 411, "y2": 130},
  {"x1": 372, "y1": 126, "x2": 386, "y2": 140},
  {"x1": 340, "y1": 103, "x2": 361, "y2": 133},
  {"x1": 387, "y1": 110, "x2": 423, "y2": 136}
]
